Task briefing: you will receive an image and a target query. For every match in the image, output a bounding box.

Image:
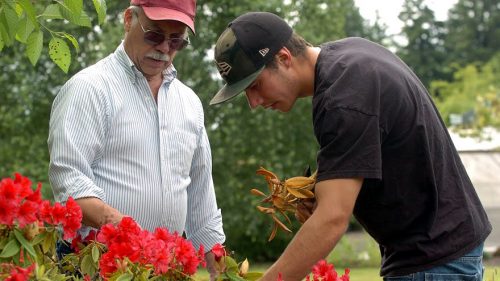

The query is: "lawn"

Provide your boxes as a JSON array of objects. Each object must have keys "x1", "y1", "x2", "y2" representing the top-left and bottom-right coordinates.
[
  {"x1": 195, "y1": 265, "x2": 499, "y2": 281},
  {"x1": 195, "y1": 266, "x2": 382, "y2": 281}
]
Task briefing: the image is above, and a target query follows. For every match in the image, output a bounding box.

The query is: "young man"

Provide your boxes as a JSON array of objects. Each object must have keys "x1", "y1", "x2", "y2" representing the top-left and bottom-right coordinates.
[
  {"x1": 210, "y1": 12, "x2": 491, "y2": 281},
  {"x1": 48, "y1": 0, "x2": 224, "y2": 279}
]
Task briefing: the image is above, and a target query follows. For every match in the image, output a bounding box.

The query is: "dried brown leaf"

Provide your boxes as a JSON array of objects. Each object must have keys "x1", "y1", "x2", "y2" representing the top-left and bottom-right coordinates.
[
  {"x1": 250, "y1": 188, "x2": 266, "y2": 197},
  {"x1": 271, "y1": 214, "x2": 292, "y2": 233},
  {"x1": 268, "y1": 224, "x2": 278, "y2": 241}
]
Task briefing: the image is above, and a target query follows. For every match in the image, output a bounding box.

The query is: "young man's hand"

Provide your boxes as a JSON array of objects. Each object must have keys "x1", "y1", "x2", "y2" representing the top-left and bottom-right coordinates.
[{"x1": 295, "y1": 198, "x2": 317, "y2": 223}]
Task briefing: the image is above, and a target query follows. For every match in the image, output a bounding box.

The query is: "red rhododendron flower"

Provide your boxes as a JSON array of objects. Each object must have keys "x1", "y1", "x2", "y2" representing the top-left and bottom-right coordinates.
[
  {"x1": 0, "y1": 199, "x2": 17, "y2": 226},
  {"x1": 13, "y1": 173, "x2": 33, "y2": 199},
  {"x1": 25, "y1": 183, "x2": 42, "y2": 204},
  {"x1": 71, "y1": 230, "x2": 98, "y2": 253},
  {"x1": 304, "y1": 260, "x2": 350, "y2": 281},
  {"x1": 3, "y1": 264, "x2": 35, "y2": 281},
  {"x1": 0, "y1": 178, "x2": 19, "y2": 201},
  {"x1": 50, "y1": 202, "x2": 66, "y2": 224},
  {"x1": 97, "y1": 218, "x2": 204, "y2": 280},
  {"x1": 198, "y1": 244, "x2": 206, "y2": 268},
  {"x1": 17, "y1": 200, "x2": 39, "y2": 228},
  {"x1": 61, "y1": 197, "x2": 82, "y2": 240},
  {"x1": 211, "y1": 243, "x2": 226, "y2": 261}
]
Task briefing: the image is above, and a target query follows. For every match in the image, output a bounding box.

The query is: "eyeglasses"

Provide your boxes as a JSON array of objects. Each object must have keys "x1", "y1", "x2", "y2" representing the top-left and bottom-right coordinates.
[{"x1": 137, "y1": 19, "x2": 190, "y2": 51}]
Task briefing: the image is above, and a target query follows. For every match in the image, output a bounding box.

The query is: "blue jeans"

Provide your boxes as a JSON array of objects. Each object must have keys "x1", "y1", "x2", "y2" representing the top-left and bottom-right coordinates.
[
  {"x1": 56, "y1": 240, "x2": 74, "y2": 260},
  {"x1": 384, "y1": 243, "x2": 484, "y2": 281}
]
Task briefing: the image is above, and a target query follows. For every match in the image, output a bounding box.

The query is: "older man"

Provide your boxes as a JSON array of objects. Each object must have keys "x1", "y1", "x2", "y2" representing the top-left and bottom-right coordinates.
[{"x1": 48, "y1": 1, "x2": 225, "y2": 278}]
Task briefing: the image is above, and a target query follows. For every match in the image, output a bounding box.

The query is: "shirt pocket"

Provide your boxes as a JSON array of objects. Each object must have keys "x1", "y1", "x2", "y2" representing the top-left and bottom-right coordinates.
[{"x1": 166, "y1": 130, "x2": 197, "y2": 177}]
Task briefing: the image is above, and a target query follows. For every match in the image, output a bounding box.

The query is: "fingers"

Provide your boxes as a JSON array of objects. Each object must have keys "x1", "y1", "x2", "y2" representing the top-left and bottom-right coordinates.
[{"x1": 294, "y1": 199, "x2": 316, "y2": 224}]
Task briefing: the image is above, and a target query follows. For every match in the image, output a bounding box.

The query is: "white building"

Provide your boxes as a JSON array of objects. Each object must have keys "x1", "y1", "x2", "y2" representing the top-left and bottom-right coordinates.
[{"x1": 451, "y1": 129, "x2": 500, "y2": 253}]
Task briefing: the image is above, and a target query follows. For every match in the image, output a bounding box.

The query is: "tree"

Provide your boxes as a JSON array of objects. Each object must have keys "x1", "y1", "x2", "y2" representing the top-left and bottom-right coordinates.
[
  {"x1": 397, "y1": 0, "x2": 447, "y2": 87},
  {"x1": 444, "y1": 0, "x2": 500, "y2": 68},
  {"x1": 430, "y1": 52, "x2": 500, "y2": 134},
  {"x1": 0, "y1": 0, "x2": 106, "y2": 73},
  {"x1": 0, "y1": 1, "x2": 123, "y2": 199}
]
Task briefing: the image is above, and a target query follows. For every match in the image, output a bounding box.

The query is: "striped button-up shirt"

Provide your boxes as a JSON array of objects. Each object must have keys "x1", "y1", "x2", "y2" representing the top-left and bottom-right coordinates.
[{"x1": 48, "y1": 43, "x2": 225, "y2": 250}]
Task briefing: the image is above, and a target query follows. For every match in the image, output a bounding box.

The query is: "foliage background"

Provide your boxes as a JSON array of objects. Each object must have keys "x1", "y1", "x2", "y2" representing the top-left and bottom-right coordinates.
[{"x1": 1, "y1": 0, "x2": 499, "y2": 262}]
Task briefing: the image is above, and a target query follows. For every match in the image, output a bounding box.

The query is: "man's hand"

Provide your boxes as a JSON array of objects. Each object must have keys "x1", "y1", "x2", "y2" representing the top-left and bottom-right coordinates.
[
  {"x1": 75, "y1": 197, "x2": 124, "y2": 228},
  {"x1": 295, "y1": 198, "x2": 317, "y2": 224},
  {"x1": 205, "y1": 251, "x2": 219, "y2": 281}
]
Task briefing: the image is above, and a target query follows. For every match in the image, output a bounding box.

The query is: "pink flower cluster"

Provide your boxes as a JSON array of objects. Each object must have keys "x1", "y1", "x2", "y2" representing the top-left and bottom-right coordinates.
[
  {"x1": 96, "y1": 217, "x2": 206, "y2": 280},
  {"x1": 0, "y1": 173, "x2": 82, "y2": 240}
]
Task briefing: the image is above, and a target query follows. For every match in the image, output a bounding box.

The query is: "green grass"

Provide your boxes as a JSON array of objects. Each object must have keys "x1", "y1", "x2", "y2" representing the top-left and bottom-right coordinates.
[
  {"x1": 485, "y1": 267, "x2": 500, "y2": 281},
  {"x1": 194, "y1": 266, "x2": 499, "y2": 281}
]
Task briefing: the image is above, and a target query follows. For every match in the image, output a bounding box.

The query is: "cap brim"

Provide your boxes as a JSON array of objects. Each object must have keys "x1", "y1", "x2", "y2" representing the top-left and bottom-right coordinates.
[
  {"x1": 210, "y1": 66, "x2": 264, "y2": 105},
  {"x1": 142, "y1": 7, "x2": 195, "y2": 34}
]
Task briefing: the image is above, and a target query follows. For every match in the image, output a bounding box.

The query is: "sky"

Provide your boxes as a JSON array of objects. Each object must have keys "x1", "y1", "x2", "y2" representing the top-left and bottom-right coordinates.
[{"x1": 353, "y1": 0, "x2": 459, "y2": 35}]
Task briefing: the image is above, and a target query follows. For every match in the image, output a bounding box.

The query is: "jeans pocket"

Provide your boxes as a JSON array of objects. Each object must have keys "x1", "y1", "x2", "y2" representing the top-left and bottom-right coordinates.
[{"x1": 424, "y1": 272, "x2": 480, "y2": 281}]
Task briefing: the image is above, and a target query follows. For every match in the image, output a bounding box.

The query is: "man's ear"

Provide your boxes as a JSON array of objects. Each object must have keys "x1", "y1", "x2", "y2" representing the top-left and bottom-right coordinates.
[
  {"x1": 124, "y1": 8, "x2": 134, "y2": 32},
  {"x1": 276, "y1": 47, "x2": 292, "y2": 67}
]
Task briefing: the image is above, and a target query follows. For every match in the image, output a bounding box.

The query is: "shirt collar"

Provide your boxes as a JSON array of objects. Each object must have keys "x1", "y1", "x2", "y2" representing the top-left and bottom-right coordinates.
[{"x1": 114, "y1": 41, "x2": 177, "y2": 84}]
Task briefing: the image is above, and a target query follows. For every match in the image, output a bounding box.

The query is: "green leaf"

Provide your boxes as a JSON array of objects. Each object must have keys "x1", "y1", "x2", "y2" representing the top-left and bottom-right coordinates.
[
  {"x1": 30, "y1": 231, "x2": 47, "y2": 246},
  {"x1": 0, "y1": 238, "x2": 20, "y2": 258},
  {"x1": 41, "y1": 231, "x2": 55, "y2": 253},
  {"x1": 225, "y1": 271, "x2": 246, "y2": 281},
  {"x1": 63, "y1": 0, "x2": 83, "y2": 16},
  {"x1": 75, "y1": 10, "x2": 91, "y2": 27},
  {"x1": 0, "y1": 23, "x2": 12, "y2": 47},
  {"x1": 91, "y1": 244, "x2": 100, "y2": 263},
  {"x1": 26, "y1": 30, "x2": 43, "y2": 65},
  {"x1": 35, "y1": 264, "x2": 45, "y2": 279},
  {"x1": 116, "y1": 273, "x2": 134, "y2": 281},
  {"x1": 224, "y1": 256, "x2": 239, "y2": 271},
  {"x1": 14, "y1": 228, "x2": 37, "y2": 258},
  {"x1": 2, "y1": 0, "x2": 16, "y2": 9},
  {"x1": 81, "y1": 254, "x2": 97, "y2": 276},
  {"x1": 0, "y1": 5, "x2": 19, "y2": 46},
  {"x1": 16, "y1": 15, "x2": 35, "y2": 43},
  {"x1": 0, "y1": 32, "x2": 4, "y2": 51},
  {"x1": 92, "y1": 0, "x2": 107, "y2": 24},
  {"x1": 61, "y1": 32, "x2": 79, "y2": 52},
  {"x1": 244, "y1": 272, "x2": 264, "y2": 281},
  {"x1": 41, "y1": 4, "x2": 63, "y2": 20},
  {"x1": 49, "y1": 37, "x2": 71, "y2": 73},
  {"x1": 59, "y1": 2, "x2": 91, "y2": 27},
  {"x1": 17, "y1": 0, "x2": 38, "y2": 27}
]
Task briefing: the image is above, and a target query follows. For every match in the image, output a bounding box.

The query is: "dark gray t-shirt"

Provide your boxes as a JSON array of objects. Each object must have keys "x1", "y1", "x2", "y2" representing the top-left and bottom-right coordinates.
[{"x1": 313, "y1": 37, "x2": 491, "y2": 277}]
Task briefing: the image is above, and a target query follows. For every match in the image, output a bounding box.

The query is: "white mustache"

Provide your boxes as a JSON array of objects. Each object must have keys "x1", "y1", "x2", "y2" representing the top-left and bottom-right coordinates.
[{"x1": 146, "y1": 52, "x2": 170, "y2": 62}]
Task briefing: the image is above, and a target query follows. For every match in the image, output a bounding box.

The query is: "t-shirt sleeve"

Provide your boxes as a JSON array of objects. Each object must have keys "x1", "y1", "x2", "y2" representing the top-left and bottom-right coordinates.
[{"x1": 315, "y1": 106, "x2": 382, "y2": 182}]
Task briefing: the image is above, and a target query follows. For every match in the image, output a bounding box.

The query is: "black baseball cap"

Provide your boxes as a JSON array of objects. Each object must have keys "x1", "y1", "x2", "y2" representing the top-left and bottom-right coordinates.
[{"x1": 210, "y1": 12, "x2": 293, "y2": 105}]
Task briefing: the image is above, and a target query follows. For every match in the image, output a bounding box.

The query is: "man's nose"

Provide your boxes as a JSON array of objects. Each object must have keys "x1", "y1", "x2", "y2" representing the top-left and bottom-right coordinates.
[
  {"x1": 245, "y1": 90, "x2": 263, "y2": 109},
  {"x1": 155, "y1": 39, "x2": 171, "y2": 53}
]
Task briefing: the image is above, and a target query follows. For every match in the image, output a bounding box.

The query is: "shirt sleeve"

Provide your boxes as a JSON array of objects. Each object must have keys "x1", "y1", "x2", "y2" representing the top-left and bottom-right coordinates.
[
  {"x1": 184, "y1": 124, "x2": 226, "y2": 251},
  {"x1": 48, "y1": 74, "x2": 108, "y2": 203}
]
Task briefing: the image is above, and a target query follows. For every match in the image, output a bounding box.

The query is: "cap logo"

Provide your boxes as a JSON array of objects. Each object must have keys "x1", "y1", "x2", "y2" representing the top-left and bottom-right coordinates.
[
  {"x1": 216, "y1": 61, "x2": 232, "y2": 76},
  {"x1": 259, "y1": 48, "x2": 269, "y2": 57}
]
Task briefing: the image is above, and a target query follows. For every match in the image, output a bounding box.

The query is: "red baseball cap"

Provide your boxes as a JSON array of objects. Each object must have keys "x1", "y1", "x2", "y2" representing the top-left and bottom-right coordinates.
[{"x1": 130, "y1": 0, "x2": 196, "y2": 33}]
